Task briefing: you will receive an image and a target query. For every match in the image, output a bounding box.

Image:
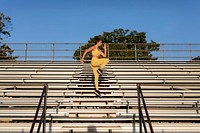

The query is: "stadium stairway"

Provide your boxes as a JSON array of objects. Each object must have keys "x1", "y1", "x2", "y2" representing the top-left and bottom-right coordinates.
[{"x1": 0, "y1": 61, "x2": 200, "y2": 133}]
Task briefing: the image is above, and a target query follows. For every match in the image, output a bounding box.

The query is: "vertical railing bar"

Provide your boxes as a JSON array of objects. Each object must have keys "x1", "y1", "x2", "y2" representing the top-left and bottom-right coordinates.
[
  {"x1": 79, "y1": 43, "x2": 82, "y2": 61},
  {"x1": 139, "y1": 84, "x2": 154, "y2": 133},
  {"x1": 162, "y1": 43, "x2": 164, "y2": 60},
  {"x1": 132, "y1": 113, "x2": 136, "y2": 133},
  {"x1": 52, "y1": 43, "x2": 55, "y2": 62},
  {"x1": 25, "y1": 43, "x2": 28, "y2": 62},
  {"x1": 30, "y1": 85, "x2": 46, "y2": 133},
  {"x1": 196, "y1": 101, "x2": 199, "y2": 114},
  {"x1": 134, "y1": 43, "x2": 137, "y2": 60},
  {"x1": 126, "y1": 100, "x2": 129, "y2": 114},
  {"x1": 189, "y1": 43, "x2": 192, "y2": 60},
  {"x1": 137, "y1": 84, "x2": 147, "y2": 133},
  {"x1": 137, "y1": 84, "x2": 142, "y2": 133},
  {"x1": 139, "y1": 107, "x2": 148, "y2": 133},
  {"x1": 43, "y1": 84, "x2": 48, "y2": 133},
  {"x1": 37, "y1": 110, "x2": 44, "y2": 133},
  {"x1": 107, "y1": 43, "x2": 109, "y2": 59}
]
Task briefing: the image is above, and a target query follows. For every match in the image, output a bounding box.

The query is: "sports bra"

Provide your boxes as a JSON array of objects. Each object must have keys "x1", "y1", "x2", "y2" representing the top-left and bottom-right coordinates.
[{"x1": 92, "y1": 48, "x2": 101, "y2": 57}]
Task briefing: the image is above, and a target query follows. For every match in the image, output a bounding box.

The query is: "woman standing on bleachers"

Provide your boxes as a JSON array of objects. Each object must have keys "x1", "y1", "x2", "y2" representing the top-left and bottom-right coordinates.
[{"x1": 81, "y1": 36, "x2": 109, "y2": 97}]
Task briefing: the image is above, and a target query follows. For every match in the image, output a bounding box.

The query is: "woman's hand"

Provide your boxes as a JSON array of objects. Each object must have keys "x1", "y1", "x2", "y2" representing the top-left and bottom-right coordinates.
[
  {"x1": 80, "y1": 58, "x2": 84, "y2": 64},
  {"x1": 101, "y1": 43, "x2": 107, "y2": 58}
]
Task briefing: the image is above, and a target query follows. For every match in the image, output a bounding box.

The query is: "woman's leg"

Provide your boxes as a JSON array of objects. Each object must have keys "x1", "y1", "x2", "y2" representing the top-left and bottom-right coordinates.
[
  {"x1": 98, "y1": 58, "x2": 109, "y2": 70},
  {"x1": 94, "y1": 58, "x2": 109, "y2": 75},
  {"x1": 91, "y1": 66, "x2": 99, "y2": 91},
  {"x1": 91, "y1": 58, "x2": 109, "y2": 69},
  {"x1": 91, "y1": 58, "x2": 109, "y2": 96}
]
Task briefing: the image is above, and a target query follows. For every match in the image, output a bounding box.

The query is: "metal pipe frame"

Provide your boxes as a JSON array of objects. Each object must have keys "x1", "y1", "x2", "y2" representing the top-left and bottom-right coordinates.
[{"x1": 1, "y1": 43, "x2": 200, "y2": 61}]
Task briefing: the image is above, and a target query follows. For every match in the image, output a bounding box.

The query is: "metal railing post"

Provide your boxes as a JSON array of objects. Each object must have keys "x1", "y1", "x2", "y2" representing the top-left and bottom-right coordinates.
[
  {"x1": 132, "y1": 113, "x2": 136, "y2": 133},
  {"x1": 79, "y1": 44, "x2": 82, "y2": 60},
  {"x1": 107, "y1": 43, "x2": 109, "y2": 59},
  {"x1": 25, "y1": 43, "x2": 28, "y2": 62},
  {"x1": 52, "y1": 43, "x2": 55, "y2": 62},
  {"x1": 30, "y1": 85, "x2": 45, "y2": 133},
  {"x1": 43, "y1": 84, "x2": 48, "y2": 133},
  {"x1": 162, "y1": 43, "x2": 164, "y2": 60},
  {"x1": 189, "y1": 43, "x2": 192, "y2": 60},
  {"x1": 137, "y1": 84, "x2": 154, "y2": 133},
  {"x1": 37, "y1": 110, "x2": 44, "y2": 133},
  {"x1": 139, "y1": 84, "x2": 154, "y2": 133},
  {"x1": 126, "y1": 100, "x2": 129, "y2": 114},
  {"x1": 137, "y1": 84, "x2": 142, "y2": 133},
  {"x1": 30, "y1": 84, "x2": 48, "y2": 133},
  {"x1": 134, "y1": 43, "x2": 137, "y2": 60}
]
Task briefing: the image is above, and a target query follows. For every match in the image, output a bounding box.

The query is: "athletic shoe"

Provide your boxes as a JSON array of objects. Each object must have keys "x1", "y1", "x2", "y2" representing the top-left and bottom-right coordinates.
[
  {"x1": 97, "y1": 68, "x2": 103, "y2": 75},
  {"x1": 94, "y1": 90, "x2": 102, "y2": 97}
]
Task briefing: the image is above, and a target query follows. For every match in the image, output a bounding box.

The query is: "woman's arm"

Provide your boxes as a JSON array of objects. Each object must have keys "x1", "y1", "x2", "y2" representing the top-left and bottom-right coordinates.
[
  {"x1": 100, "y1": 43, "x2": 107, "y2": 57},
  {"x1": 80, "y1": 46, "x2": 94, "y2": 64}
]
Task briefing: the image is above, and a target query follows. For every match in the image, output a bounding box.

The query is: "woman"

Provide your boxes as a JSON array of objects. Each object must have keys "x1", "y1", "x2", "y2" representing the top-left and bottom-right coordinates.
[{"x1": 81, "y1": 37, "x2": 109, "y2": 97}]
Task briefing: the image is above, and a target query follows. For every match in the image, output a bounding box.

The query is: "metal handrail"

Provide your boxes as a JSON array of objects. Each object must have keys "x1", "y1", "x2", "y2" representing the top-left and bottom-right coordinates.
[
  {"x1": 1, "y1": 42, "x2": 200, "y2": 61},
  {"x1": 30, "y1": 84, "x2": 48, "y2": 133},
  {"x1": 137, "y1": 84, "x2": 154, "y2": 133}
]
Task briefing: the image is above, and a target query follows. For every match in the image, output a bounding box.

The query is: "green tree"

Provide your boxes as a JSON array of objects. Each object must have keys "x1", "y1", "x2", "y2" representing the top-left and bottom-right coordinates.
[
  {"x1": 0, "y1": 44, "x2": 17, "y2": 60},
  {"x1": 73, "y1": 28, "x2": 160, "y2": 60},
  {"x1": 0, "y1": 12, "x2": 17, "y2": 60}
]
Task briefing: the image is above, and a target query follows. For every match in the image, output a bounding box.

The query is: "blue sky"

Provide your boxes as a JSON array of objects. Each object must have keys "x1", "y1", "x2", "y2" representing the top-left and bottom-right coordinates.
[{"x1": 1, "y1": 0, "x2": 200, "y2": 43}]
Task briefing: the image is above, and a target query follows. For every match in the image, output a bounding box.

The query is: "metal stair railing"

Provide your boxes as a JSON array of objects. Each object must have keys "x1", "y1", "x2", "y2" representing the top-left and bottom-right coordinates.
[
  {"x1": 137, "y1": 83, "x2": 154, "y2": 133},
  {"x1": 30, "y1": 84, "x2": 48, "y2": 133}
]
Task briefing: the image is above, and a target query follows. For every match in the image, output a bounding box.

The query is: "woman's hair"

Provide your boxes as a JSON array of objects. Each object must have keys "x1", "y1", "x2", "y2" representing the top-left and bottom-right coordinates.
[{"x1": 94, "y1": 36, "x2": 101, "y2": 44}]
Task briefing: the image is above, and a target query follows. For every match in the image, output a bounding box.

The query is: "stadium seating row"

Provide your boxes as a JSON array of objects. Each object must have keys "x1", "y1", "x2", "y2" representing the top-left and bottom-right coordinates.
[{"x1": 0, "y1": 61, "x2": 200, "y2": 132}]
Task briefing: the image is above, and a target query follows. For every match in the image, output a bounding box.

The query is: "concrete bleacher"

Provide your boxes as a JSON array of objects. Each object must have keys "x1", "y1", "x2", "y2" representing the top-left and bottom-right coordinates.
[{"x1": 0, "y1": 61, "x2": 200, "y2": 132}]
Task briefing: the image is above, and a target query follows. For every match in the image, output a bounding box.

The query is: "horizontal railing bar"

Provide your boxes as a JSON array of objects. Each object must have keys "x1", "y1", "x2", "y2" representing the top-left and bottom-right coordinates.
[{"x1": 1, "y1": 42, "x2": 200, "y2": 61}]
